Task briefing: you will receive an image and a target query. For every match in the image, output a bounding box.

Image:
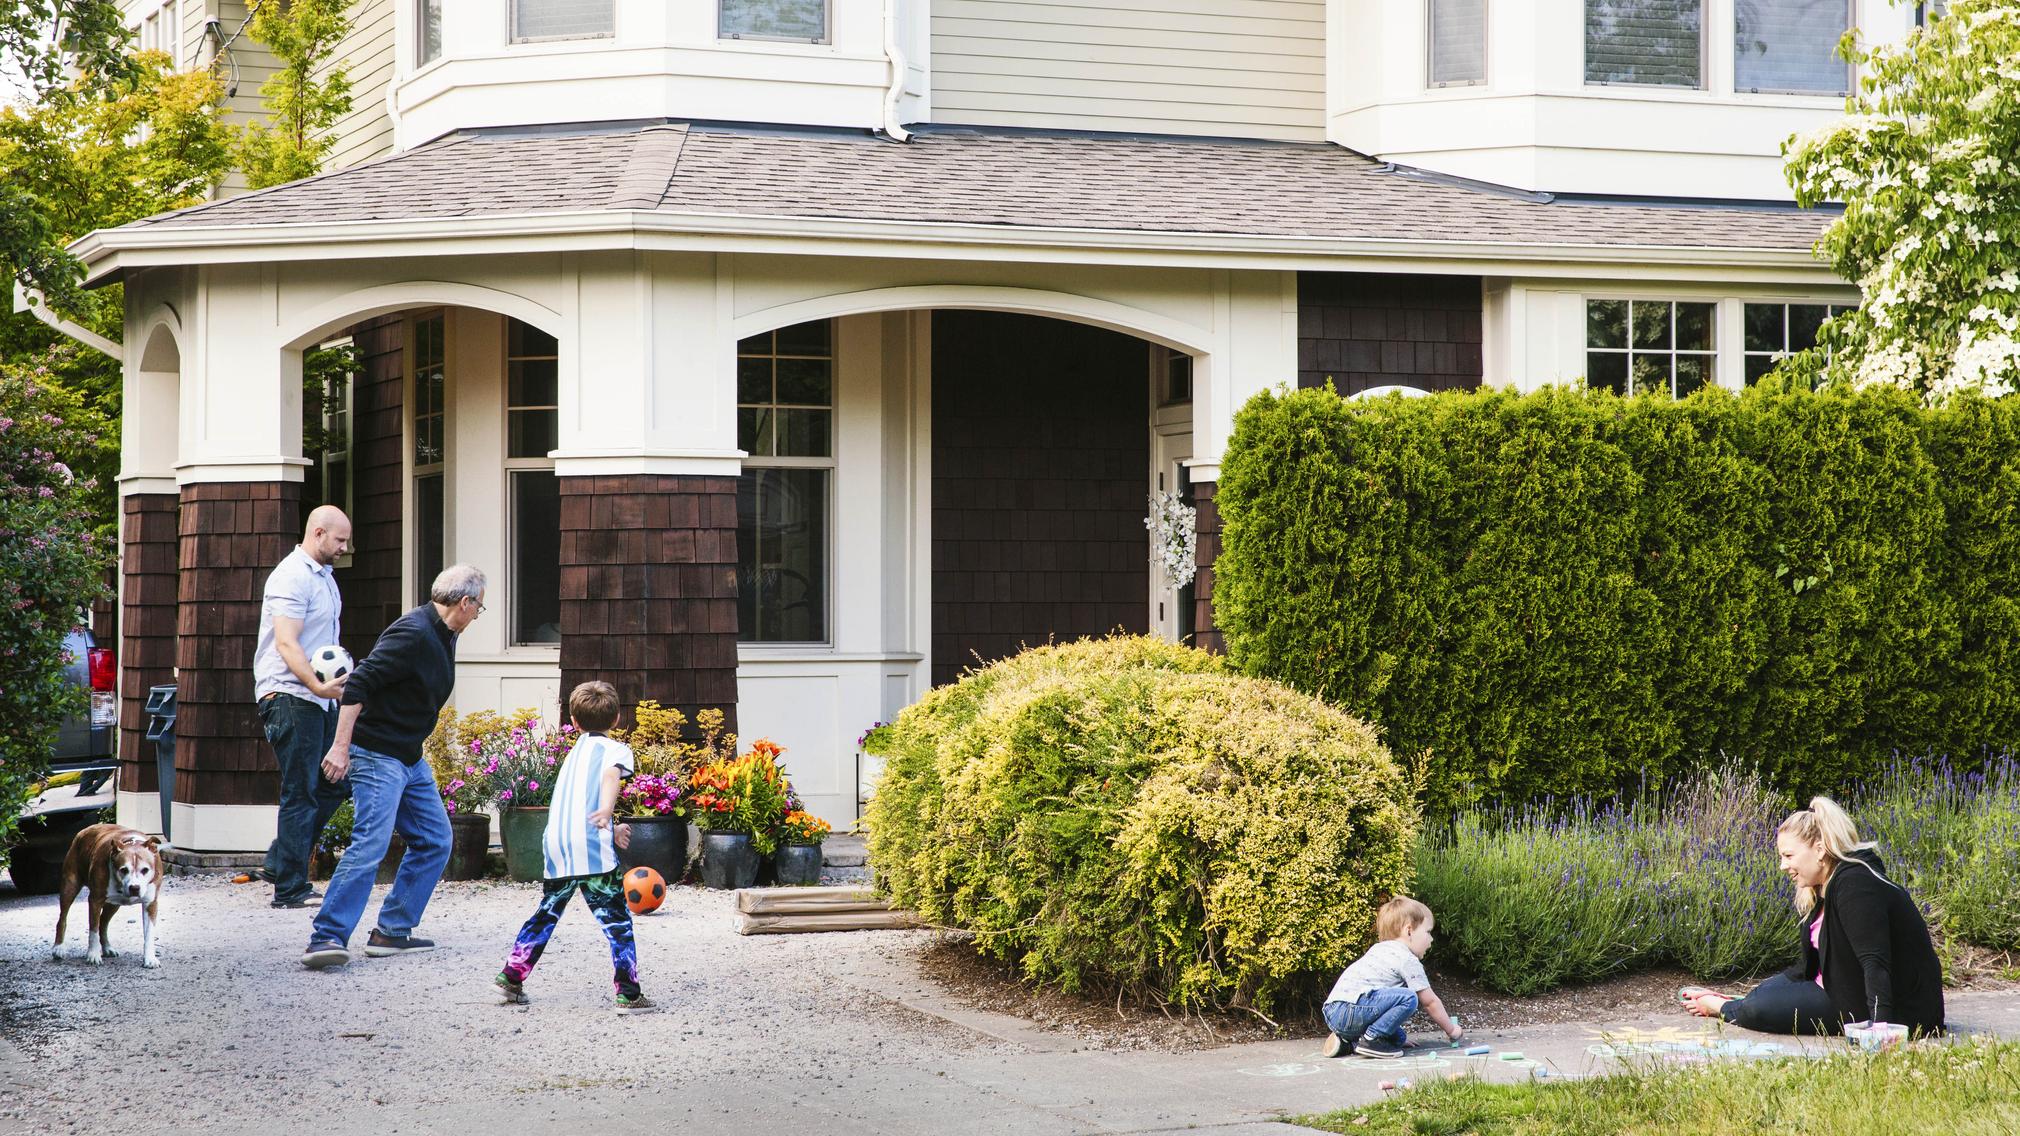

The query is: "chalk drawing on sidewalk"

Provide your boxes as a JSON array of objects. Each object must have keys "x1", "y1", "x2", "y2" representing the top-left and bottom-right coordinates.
[
  {"x1": 1236, "y1": 1062, "x2": 1325, "y2": 1078},
  {"x1": 1329, "y1": 1054, "x2": 1457, "y2": 1074},
  {"x1": 1583, "y1": 1025, "x2": 1785, "y2": 1060}
]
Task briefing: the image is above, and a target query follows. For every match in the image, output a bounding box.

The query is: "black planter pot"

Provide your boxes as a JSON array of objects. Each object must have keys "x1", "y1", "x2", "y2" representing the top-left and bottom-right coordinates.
[
  {"x1": 619, "y1": 815, "x2": 689, "y2": 883},
  {"x1": 774, "y1": 843, "x2": 822, "y2": 886},
  {"x1": 444, "y1": 813, "x2": 491, "y2": 881},
  {"x1": 699, "y1": 831, "x2": 758, "y2": 890}
]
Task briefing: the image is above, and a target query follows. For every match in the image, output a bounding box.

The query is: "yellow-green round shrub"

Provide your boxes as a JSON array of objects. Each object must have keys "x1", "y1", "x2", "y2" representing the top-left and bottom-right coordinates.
[{"x1": 865, "y1": 636, "x2": 1415, "y2": 1013}]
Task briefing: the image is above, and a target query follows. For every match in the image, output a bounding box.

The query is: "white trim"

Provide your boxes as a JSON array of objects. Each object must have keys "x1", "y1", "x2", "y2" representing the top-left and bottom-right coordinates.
[
  {"x1": 732, "y1": 285, "x2": 1217, "y2": 356},
  {"x1": 117, "y1": 791, "x2": 164, "y2": 839},
  {"x1": 278, "y1": 280, "x2": 563, "y2": 350},
  {"x1": 549, "y1": 448, "x2": 747, "y2": 476},
  {"x1": 174, "y1": 457, "x2": 314, "y2": 484},
  {"x1": 1183, "y1": 457, "x2": 1222, "y2": 484},
  {"x1": 168, "y1": 802, "x2": 278, "y2": 853},
  {"x1": 118, "y1": 474, "x2": 180, "y2": 496},
  {"x1": 74, "y1": 208, "x2": 1842, "y2": 287}
]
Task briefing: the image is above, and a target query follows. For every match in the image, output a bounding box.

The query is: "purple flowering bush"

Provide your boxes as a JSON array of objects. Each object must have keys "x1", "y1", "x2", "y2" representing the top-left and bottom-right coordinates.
[
  {"x1": 1856, "y1": 752, "x2": 2020, "y2": 951},
  {"x1": 0, "y1": 373, "x2": 111, "y2": 856},
  {"x1": 423, "y1": 706, "x2": 572, "y2": 811},
  {"x1": 1415, "y1": 764, "x2": 1804, "y2": 995}
]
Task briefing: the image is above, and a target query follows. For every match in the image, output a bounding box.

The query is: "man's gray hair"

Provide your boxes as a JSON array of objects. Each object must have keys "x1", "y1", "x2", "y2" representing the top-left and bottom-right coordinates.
[{"x1": 429, "y1": 564, "x2": 487, "y2": 607}]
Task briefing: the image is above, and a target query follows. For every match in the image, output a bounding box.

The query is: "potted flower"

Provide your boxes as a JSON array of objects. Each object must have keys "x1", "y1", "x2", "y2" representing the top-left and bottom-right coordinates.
[
  {"x1": 772, "y1": 808, "x2": 831, "y2": 886},
  {"x1": 613, "y1": 702, "x2": 734, "y2": 884},
  {"x1": 476, "y1": 714, "x2": 577, "y2": 882},
  {"x1": 426, "y1": 707, "x2": 498, "y2": 880},
  {"x1": 688, "y1": 739, "x2": 791, "y2": 889}
]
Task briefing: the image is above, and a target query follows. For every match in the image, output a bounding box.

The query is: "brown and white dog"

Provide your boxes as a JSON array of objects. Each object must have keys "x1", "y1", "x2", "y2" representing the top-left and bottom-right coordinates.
[{"x1": 52, "y1": 823, "x2": 164, "y2": 968}]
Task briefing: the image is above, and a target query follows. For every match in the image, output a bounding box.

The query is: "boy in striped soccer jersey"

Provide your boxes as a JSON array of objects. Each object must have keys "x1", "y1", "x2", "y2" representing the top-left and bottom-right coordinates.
[{"x1": 494, "y1": 681, "x2": 653, "y2": 1013}]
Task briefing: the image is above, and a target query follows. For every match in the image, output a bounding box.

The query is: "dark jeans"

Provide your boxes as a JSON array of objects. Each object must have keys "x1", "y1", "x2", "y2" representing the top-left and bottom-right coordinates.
[
  {"x1": 259, "y1": 693, "x2": 347, "y2": 903},
  {"x1": 1721, "y1": 973, "x2": 1847, "y2": 1035}
]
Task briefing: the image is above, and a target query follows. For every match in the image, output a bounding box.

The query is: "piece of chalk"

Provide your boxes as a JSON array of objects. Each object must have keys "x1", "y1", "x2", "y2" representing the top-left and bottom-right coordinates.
[
  {"x1": 1377, "y1": 1080, "x2": 1396, "y2": 1091},
  {"x1": 1464, "y1": 1045, "x2": 1492, "y2": 1056},
  {"x1": 1396, "y1": 1078, "x2": 1412, "y2": 1090},
  {"x1": 1499, "y1": 1051, "x2": 1525, "y2": 1061}
]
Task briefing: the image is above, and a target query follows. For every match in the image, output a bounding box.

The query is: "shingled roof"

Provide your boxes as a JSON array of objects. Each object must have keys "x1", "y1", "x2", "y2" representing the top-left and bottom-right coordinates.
[{"x1": 118, "y1": 120, "x2": 1834, "y2": 253}]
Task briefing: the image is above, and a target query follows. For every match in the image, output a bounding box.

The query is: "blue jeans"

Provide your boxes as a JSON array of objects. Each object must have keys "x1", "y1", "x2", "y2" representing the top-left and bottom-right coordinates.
[
  {"x1": 1324, "y1": 987, "x2": 1420, "y2": 1050},
  {"x1": 310, "y1": 745, "x2": 452, "y2": 947},
  {"x1": 1720, "y1": 973, "x2": 1846, "y2": 1036},
  {"x1": 259, "y1": 694, "x2": 348, "y2": 903}
]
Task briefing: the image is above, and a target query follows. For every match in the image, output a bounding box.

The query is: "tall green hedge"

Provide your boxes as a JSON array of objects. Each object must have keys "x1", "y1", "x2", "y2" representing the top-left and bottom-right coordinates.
[
  {"x1": 864, "y1": 637, "x2": 1416, "y2": 1013},
  {"x1": 1214, "y1": 384, "x2": 2020, "y2": 808}
]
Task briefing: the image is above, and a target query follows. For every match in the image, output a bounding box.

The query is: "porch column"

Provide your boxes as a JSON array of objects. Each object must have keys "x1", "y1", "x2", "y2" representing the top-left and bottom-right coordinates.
[
  {"x1": 552, "y1": 251, "x2": 743, "y2": 731},
  {"x1": 117, "y1": 491, "x2": 179, "y2": 828},
  {"x1": 558, "y1": 476, "x2": 740, "y2": 730},
  {"x1": 1191, "y1": 480, "x2": 1225, "y2": 654},
  {"x1": 174, "y1": 481, "x2": 300, "y2": 847}
]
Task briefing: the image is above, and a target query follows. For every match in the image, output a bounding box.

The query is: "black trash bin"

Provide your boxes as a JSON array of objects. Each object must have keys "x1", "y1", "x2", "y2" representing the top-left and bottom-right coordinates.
[{"x1": 143, "y1": 684, "x2": 177, "y2": 846}]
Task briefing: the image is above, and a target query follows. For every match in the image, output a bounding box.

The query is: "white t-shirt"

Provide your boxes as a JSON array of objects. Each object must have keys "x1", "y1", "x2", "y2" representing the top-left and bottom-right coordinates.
[
  {"x1": 1325, "y1": 939, "x2": 1431, "y2": 1006},
  {"x1": 542, "y1": 735, "x2": 635, "y2": 879}
]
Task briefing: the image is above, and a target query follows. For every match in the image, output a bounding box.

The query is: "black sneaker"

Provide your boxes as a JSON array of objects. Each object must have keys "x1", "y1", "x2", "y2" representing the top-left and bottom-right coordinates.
[
  {"x1": 1355, "y1": 1039, "x2": 1406, "y2": 1059},
  {"x1": 1321, "y1": 1031, "x2": 1352, "y2": 1058},
  {"x1": 494, "y1": 973, "x2": 528, "y2": 1005},
  {"x1": 363, "y1": 930, "x2": 437, "y2": 957},
  {"x1": 271, "y1": 889, "x2": 324, "y2": 909},
  {"x1": 301, "y1": 940, "x2": 350, "y2": 969}
]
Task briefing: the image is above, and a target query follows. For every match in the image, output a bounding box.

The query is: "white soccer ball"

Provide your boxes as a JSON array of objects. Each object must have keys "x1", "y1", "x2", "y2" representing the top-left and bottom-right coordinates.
[{"x1": 310, "y1": 644, "x2": 354, "y2": 684}]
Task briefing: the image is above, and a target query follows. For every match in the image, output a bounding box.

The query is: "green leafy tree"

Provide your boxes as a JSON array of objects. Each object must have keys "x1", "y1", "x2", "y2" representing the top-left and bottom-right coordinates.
[
  {"x1": 0, "y1": 368, "x2": 113, "y2": 857},
  {"x1": 1782, "y1": 2, "x2": 2020, "y2": 401},
  {"x1": 236, "y1": 0, "x2": 354, "y2": 190},
  {"x1": 0, "y1": 1, "x2": 135, "y2": 104}
]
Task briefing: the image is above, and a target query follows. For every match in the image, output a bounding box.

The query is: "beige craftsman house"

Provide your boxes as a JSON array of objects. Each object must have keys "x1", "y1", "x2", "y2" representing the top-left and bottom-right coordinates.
[{"x1": 83, "y1": 0, "x2": 1933, "y2": 850}]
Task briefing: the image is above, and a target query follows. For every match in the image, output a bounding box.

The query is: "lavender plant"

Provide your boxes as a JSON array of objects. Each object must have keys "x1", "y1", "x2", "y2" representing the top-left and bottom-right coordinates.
[{"x1": 1854, "y1": 752, "x2": 2020, "y2": 951}]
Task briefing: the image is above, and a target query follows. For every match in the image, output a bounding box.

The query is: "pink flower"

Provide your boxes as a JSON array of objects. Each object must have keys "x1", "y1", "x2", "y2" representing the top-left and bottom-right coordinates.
[
  {"x1": 527, "y1": 780, "x2": 539, "y2": 792},
  {"x1": 500, "y1": 789, "x2": 514, "y2": 801}
]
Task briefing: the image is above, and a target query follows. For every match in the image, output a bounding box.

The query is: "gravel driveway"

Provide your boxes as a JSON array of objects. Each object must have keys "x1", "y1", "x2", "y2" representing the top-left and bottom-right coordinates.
[{"x1": 0, "y1": 874, "x2": 996, "y2": 1136}]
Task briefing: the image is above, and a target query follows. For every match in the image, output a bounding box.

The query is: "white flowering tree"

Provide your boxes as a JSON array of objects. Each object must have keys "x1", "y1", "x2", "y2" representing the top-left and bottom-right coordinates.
[{"x1": 1783, "y1": 2, "x2": 2020, "y2": 400}]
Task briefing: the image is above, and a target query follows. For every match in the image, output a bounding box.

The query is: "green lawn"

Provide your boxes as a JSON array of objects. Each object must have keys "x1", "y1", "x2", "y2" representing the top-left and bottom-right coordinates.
[{"x1": 1295, "y1": 1039, "x2": 2020, "y2": 1136}]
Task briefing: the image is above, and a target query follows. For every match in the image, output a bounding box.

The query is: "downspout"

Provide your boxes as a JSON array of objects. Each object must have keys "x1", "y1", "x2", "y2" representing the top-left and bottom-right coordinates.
[
  {"x1": 12, "y1": 284, "x2": 121, "y2": 360},
  {"x1": 880, "y1": 0, "x2": 912, "y2": 142}
]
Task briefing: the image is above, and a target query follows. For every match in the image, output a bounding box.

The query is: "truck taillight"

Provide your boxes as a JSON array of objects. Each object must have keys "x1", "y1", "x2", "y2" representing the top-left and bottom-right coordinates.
[{"x1": 88, "y1": 647, "x2": 115, "y2": 693}]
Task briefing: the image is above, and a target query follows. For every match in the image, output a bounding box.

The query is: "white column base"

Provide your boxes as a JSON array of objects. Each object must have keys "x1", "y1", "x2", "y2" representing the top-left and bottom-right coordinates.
[
  {"x1": 116, "y1": 790, "x2": 163, "y2": 837},
  {"x1": 169, "y1": 803, "x2": 279, "y2": 853}
]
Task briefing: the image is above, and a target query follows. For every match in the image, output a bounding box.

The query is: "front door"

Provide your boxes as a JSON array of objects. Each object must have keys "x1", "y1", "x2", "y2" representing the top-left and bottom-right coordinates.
[{"x1": 1150, "y1": 348, "x2": 1194, "y2": 644}]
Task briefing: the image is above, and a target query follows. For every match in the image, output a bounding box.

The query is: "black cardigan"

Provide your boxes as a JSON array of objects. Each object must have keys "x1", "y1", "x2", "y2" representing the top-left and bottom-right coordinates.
[
  {"x1": 1780, "y1": 849, "x2": 1945, "y2": 1034},
  {"x1": 341, "y1": 603, "x2": 458, "y2": 763}
]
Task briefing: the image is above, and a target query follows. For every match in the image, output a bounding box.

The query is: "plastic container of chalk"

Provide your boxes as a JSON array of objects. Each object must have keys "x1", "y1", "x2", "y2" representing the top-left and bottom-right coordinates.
[{"x1": 1845, "y1": 1022, "x2": 1908, "y2": 1052}]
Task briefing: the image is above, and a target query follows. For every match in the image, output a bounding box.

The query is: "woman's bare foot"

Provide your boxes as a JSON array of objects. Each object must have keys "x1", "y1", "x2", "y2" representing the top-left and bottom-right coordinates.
[{"x1": 1677, "y1": 985, "x2": 1731, "y2": 1017}]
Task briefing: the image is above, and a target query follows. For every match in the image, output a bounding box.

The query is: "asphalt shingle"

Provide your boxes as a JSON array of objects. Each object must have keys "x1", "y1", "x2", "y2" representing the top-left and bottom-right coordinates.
[{"x1": 122, "y1": 121, "x2": 1834, "y2": 253}]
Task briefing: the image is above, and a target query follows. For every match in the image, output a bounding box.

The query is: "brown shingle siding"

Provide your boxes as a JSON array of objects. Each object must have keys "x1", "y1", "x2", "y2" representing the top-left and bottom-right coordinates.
[{"x1": 1298, "y1": 272, "x2": 1485, "y2": 395}]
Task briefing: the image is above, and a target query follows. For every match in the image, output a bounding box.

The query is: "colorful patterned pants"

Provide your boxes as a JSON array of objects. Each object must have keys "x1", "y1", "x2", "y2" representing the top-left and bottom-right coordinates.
[{"x1": 501, "y1": 869, "x2": 640, "y2": 997}]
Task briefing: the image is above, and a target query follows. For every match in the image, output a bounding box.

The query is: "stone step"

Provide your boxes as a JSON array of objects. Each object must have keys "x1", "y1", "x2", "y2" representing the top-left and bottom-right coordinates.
[
  {"x1": 160, "y1": 846, "x2": 265, "y2": 877},
  {"x1": 823, "y1": 833, "x2": 867, "y2": 867}
]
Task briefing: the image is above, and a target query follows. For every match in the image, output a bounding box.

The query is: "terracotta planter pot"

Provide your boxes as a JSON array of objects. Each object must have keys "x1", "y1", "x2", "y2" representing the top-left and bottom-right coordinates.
[
  {"x1": 618, "y1": 814, "x2": 688, "y2": 883},
  {"x1": 444, "y1": 812, "x2": 492, "y2": 881},
  {"x1": 497, "y1": 806, "x2": 549, "y2": 882},
  {"x1": 699, "y1": 831, "x2": 758, "y2": 890}
]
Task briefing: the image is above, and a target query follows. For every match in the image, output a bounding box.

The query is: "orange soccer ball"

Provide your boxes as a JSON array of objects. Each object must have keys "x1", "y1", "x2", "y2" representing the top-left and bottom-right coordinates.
[{"x1": 624, "y1": 866, "x2": 666, "y2": 915}]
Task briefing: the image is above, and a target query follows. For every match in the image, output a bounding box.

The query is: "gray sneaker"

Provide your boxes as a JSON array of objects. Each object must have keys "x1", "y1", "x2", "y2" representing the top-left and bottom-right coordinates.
[
  {"x1": 301, "y1": 940, "x2": 350, "y2": 969},
  {"x1": 364, "y1": 930, "x2": 437, "y2": 957}
]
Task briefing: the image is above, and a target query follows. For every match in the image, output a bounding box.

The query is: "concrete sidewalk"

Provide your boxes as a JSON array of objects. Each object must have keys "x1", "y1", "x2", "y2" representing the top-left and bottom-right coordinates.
[{"x1": 3, "y1": 873, "x2": 2014, "y2": 1136}]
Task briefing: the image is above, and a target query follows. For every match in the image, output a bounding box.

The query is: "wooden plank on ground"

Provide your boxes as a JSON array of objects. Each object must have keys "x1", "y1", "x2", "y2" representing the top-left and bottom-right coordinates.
[
  {"x1": 735, "y1": 886, "x2": 888, "y2": 915},
  {"x1": 733, "y1": 909, "x2": 924, "y2": 935}
]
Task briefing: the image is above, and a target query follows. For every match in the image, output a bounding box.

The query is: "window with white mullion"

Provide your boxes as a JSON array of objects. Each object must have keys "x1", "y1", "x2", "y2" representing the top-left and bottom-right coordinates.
[
  {"x1": 1585, "y1": 0, "x2": 1704, "y2": 89},
  {"x1": 1586, "y1": 299, "x2": 1717, "y2": 398},
  {"x1": 737, "y1": 320, "x2": 834, "y2": 645},
  {"x1": 1742, "y1": 301, "x2": 1855, "y2": 385},
  {"x1": 1734, "y1": 1, "x2": 1852, "y2": 96},
  {"x1": 1428, "y1": 0, "x2": 1487, "y2": 88},
  {"x1": 411, "y1": 312, "x2": 448, "y2": 605},
  {"x1": 719, "y1": 0, "x2": 830, "y2": 44},
  {"x1": 505, "y1": 320, "x2": 560, "y2": 646},
  {"x1": 510, "y1": 0, "x2": 614, "y2": 43}
]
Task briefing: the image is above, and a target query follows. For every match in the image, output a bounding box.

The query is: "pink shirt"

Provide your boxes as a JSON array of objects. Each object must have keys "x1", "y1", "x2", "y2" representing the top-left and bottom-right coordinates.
[{"x1": 1811, "y1": 913, "x2": 1825, "y2": 988}]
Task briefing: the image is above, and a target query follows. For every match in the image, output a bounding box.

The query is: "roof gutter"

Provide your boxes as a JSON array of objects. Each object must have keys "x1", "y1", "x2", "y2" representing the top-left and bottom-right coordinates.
[
  {"x1": 11, "y1": 283, "x2": 121, "y2": 359},
  {"x1": 71, "y1": 208, "x2": 1840, "y2": 286}
]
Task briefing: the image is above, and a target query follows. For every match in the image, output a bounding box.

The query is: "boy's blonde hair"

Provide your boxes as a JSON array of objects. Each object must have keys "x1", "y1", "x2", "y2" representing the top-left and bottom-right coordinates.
[
  {"x1": 567, "y1": 681, "x2": 621, "y2": 733},
  {"x1": 1375, "y1": 895, "x2": 1433, "y2": 941},
  {"x1": 1777, "y1": 795, "x2": 1875, "y2": 913}
]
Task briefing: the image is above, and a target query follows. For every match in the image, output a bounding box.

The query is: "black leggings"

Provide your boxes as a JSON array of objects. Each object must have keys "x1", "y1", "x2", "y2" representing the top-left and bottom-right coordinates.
[{"x1": 1720, "y1": 974, "x2": 1846, "y2": 1035}]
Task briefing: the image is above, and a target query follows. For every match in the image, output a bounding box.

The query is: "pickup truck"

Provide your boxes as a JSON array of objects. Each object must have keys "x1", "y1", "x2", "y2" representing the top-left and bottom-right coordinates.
[{"x1": 6, "y1": 628, "x2": 117, "y2": 894}]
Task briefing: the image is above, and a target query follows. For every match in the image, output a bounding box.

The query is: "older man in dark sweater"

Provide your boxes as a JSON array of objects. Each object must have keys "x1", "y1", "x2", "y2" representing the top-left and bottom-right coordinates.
[{"x1": 302, "y1": 565, "x2": 486, "y2": 969}]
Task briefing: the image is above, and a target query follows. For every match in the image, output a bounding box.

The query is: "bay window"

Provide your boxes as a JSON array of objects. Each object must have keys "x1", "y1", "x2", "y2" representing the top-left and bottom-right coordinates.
[
  {"x1": 1585, "y1": 0, "x2": 1704, "y2": 88},
  {"x1": 720, "y1": 0, "x2": 830, "y2": 44},
  {"x1": 1734, "y1": 1, "x2": 1852, "y2": 95},
  {"x1": 511, "y1": 0, "x2": 614, "y2": 43},
  {"x1": 1429, "y1": 0, "x2": 1487, "y2": 87}
]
